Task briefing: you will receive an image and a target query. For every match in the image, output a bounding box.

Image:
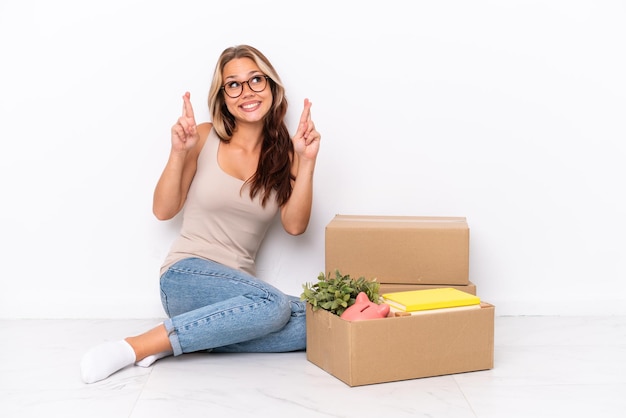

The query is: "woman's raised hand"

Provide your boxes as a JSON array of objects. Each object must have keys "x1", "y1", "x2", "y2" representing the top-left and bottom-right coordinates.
[
  {"x1": 293, "y1": 98, "x2": 321, "y2": 161},
  {"x1": 171, "y1": 92, "x2": 199, "y2": 152}
]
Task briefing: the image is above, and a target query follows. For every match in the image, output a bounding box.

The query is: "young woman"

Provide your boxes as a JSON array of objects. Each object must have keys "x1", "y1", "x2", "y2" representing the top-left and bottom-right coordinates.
[{"x1": 80, "y1": 45, "x2": 321, "y2": 384}]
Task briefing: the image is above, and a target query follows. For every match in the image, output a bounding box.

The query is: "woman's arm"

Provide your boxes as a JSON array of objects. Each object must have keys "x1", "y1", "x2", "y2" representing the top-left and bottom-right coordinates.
[
  {"x1": 153, "y1": 92, "x2": 210, "y2": 220},
  {"x1": 280, "y1": 99, "x2": 321, "y2": 235}
]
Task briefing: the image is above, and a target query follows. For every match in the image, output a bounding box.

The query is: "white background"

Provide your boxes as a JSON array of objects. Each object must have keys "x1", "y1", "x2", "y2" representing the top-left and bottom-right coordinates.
[{"x1": 1, "y1": 0, "x2": 624, "y2": 318}]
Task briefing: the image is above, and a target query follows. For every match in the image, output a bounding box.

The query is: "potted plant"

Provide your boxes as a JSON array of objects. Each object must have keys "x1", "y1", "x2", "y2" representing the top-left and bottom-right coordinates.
[{"x1": 300, "y1": 270, "x2": 381, "y2": 316}]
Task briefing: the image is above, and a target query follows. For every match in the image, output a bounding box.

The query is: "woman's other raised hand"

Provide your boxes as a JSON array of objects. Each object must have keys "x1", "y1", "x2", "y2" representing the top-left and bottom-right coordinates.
[
  {"x1": 292, "y1": 98, "x2": 321, "y2": 161},
  {"x1": 171, "y1": 92, "x2": 199, "y2": 152}
]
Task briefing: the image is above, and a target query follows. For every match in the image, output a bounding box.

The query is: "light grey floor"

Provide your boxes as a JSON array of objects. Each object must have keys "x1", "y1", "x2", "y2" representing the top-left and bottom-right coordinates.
[{"x1": 1, "y1": 315, "x2": 625, "y2": 418}]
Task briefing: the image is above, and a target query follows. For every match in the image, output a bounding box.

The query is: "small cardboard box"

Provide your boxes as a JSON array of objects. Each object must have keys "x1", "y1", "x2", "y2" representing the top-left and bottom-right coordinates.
[
  {"x1": 325, "y1": 215, "x2": 470, "y2": 285},
  {"x1": 305, "y1": 302, "x2": 494, "y2": 387},
  {"x1": 379, "y1": 281, "x2": 477, "y2": 295}
]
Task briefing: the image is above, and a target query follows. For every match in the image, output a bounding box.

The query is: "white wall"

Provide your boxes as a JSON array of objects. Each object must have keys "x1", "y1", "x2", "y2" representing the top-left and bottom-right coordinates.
[{"x1": 1, "y1": 0, "x2": 624, "y2": 318}]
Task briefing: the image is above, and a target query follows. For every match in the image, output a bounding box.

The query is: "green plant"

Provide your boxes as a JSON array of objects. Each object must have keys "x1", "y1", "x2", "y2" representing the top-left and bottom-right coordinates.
[{"x1": 300, "y1": 270, "x2": 381, "y2": 316}]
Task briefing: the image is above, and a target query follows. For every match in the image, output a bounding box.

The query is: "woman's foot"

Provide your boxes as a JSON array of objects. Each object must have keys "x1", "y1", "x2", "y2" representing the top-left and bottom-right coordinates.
[
  {"x1": 135, "y1": 350, "x2": 173, "y2": 367},
  {"x1": 80, "y1": 340, "x2": 136, "y2": 384}
]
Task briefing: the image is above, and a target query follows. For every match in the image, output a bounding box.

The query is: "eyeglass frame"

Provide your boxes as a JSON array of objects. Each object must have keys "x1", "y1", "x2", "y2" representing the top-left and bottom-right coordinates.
[{"x1": 220, "y1": 75, "x2": 271, "y2": 98}]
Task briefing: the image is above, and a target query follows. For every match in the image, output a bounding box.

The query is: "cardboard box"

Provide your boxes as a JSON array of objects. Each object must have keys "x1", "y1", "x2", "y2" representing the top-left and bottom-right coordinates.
[
  {"x1": 306, "y1": 302, "x2": 494, "y2": 387},
  {"x1": 379, "y1": 281, "x2": 477, "y2": 295},
  {"x1": 325, "y1": 215, "x2": 470, "y2": 285}
]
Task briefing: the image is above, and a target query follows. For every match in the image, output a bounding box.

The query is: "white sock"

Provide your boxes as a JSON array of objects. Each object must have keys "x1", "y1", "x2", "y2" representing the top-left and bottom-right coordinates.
[
  {"x1": 135, "y1": 350, "x2": 173, "y2": 368},
  {"x1": 80, "y1": 340, "x2": 136, "y2": 384}
]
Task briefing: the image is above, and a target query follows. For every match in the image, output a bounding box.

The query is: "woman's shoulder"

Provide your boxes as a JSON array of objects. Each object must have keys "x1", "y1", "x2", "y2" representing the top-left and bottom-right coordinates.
[
  {"x1": 193, "y1": 122, "x2": 214, "y2": 149},
  {"x1": 197, "y1": 122, "x2": 213, "y2": 139}
]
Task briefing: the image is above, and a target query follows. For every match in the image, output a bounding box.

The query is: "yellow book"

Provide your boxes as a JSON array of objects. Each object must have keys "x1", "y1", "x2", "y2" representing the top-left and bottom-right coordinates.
[
  {"x1": 389, "y1": 304, "x2": 481, "y2": 316},
  {"x1": 381, "y1": 287, "x2": 481, "y2": 312}
]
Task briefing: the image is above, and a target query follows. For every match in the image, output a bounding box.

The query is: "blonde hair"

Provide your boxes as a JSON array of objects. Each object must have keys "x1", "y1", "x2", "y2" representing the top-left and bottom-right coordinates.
[{"x1": 207, "y1": 45, "x2": 294, "y2": 207}]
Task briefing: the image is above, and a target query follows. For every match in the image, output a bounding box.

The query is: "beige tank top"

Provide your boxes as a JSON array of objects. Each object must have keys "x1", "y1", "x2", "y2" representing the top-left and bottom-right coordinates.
[{"x1": 160, "y1": 128, "x2": 279, "y2": 276}]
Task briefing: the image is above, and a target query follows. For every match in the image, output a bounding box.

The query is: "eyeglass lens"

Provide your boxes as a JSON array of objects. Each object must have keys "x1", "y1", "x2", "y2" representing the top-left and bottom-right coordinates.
[{"x1": 223, "y1": 76, "x2": 268, "y2": 98}]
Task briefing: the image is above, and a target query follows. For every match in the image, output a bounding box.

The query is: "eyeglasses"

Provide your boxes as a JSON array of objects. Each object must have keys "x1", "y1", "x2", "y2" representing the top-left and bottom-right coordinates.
[{"x1": 221, "y1": 75, "x2": 270, "y2": 98}]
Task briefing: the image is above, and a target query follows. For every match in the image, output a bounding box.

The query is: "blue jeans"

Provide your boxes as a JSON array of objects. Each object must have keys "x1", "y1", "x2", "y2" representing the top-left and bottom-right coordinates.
[{"x1": 160, "y1": 257, "x2": 306, "y2": 356}]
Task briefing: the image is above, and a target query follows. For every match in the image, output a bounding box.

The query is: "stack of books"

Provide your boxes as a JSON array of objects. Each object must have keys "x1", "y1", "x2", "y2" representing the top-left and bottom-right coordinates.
[{"x1": 381, "y1": 287, "x2": 481, "y2": 316}]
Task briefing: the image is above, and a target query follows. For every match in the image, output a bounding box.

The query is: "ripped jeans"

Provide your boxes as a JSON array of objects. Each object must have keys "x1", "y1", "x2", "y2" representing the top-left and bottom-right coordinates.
[{"x1": 160, "y1": 257, "x2": 306, "y2": 356}]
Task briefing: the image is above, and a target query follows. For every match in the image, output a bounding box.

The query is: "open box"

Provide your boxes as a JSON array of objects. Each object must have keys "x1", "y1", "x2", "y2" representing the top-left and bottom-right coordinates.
[{"x1": 305, "y1": 302, "x2": 494, "y2": 387}]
